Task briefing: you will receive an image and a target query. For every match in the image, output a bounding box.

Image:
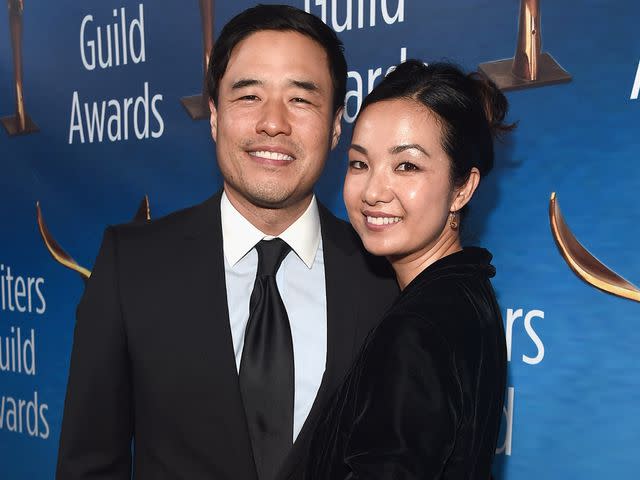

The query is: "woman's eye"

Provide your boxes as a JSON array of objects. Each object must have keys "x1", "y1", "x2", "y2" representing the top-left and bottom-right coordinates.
[
  {"x1": 349, "y1": 160, "x2": 368, "y2": 170},
  {"x1": 396, "y1": 162, "x2": 419, "y2": 172}
]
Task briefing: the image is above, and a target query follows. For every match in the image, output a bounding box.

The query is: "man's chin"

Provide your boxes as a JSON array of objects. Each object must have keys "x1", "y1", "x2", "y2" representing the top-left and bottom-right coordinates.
[
  {"x1": 248, "y1": 196, "x2": 293, "y2": 210},
  {"x1": 226, "y1": 184, "x2": 306, "y2": 210}
]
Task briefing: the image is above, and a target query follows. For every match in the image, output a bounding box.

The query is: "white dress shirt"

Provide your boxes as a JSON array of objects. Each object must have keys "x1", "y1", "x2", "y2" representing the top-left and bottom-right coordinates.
[{"x1": 220, "y1": 191, "x2": 327, "y2": 441}]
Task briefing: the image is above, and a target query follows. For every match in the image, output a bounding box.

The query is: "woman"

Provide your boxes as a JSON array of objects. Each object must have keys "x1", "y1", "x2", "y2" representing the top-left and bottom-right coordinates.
[{"x1": 304, "y1": 60, "x2": 513, "y2": 479}]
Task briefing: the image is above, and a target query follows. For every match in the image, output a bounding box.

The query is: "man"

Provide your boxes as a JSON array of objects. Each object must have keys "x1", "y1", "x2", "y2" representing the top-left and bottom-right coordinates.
[{"x1": 56, "y1": 5, "x2": 397, "y2": 480}]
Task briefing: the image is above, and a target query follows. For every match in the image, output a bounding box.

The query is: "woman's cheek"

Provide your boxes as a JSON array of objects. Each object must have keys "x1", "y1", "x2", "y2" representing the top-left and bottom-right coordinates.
[{"x1": 343, "y1": 175, "x2": 362, "y2": 211}]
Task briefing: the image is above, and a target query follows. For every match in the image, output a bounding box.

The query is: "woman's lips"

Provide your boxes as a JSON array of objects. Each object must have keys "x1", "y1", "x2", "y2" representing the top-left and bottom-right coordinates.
[{"x1": 362, "y1": 211, "x2": 403, "y2": 230}]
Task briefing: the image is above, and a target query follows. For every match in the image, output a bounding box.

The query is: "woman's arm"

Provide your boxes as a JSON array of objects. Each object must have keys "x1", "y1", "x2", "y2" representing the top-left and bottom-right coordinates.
[{"x1": 343, "y1": 314, "x2": 462, "y2": 480}]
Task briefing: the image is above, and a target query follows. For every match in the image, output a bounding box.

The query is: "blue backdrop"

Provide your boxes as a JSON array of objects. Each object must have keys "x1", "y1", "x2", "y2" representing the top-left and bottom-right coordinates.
[{"x1": 2, "y1": 1, "x2": 639, "y2": 478}]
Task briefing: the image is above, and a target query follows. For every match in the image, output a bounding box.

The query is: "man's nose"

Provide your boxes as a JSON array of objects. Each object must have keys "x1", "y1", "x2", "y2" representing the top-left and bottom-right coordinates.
[
  {"x1": 363, "y1": 169, "x2": 393, "y2": 205},
  {"x1": 256, "y1": 99, "x2": 292, "y2": 137}
]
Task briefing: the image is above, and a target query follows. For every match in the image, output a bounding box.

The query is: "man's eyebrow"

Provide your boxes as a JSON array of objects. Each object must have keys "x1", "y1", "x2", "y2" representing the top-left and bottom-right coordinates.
[
  {"x1": 349, "y1": 144, "x2": 368, "y2": 155},
  {"x1": 231, "y1": 78, "x2": 263, "y2": 89},
  {"x1": 389, "y1": 144, "x2": 430, "y2": 156},
  {"x1": 289, "y1": 79, "x2": 321, "y2": 93}
]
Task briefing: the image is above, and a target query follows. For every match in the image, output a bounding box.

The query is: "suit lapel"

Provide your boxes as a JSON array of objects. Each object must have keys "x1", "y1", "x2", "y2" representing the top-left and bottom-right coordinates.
[
  {"x1": 182, "y1": 192, "x2": 258, "y2": 480},
  {"x1": 316, "y1": 204, "x2": 361, "y2": 404},
  {"x1": 278, "y1": 204, "x2": 360, "y2": 480}
]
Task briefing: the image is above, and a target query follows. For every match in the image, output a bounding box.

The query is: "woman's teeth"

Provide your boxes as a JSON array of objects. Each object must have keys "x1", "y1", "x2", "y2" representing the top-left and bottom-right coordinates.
[{"x1": 366, "y1": 216, "x2": 402, "y2": 225}]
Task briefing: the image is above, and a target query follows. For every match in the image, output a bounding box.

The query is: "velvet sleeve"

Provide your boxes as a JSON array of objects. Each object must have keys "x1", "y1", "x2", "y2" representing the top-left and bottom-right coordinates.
[{"x1": 342, "y1": 314, "x2": 462, "y2": 480}]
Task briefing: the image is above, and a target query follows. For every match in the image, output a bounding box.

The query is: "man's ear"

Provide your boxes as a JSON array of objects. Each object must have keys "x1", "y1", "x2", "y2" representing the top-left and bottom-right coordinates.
[
  {"x1": 450, "y1": 167, "x2": 481, "y2": 212},
  {"x1": 330, "y1": 107, "x2": 343, "y2": 150},
  {"x1": 209, "y1": 99, "x2": 218, "y2": 142}
]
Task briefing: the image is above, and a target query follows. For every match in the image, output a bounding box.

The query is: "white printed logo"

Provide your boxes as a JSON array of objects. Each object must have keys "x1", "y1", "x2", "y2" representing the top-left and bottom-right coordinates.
[{"x1": 505, "y1": 308, "x2": 545, "y2": 365}]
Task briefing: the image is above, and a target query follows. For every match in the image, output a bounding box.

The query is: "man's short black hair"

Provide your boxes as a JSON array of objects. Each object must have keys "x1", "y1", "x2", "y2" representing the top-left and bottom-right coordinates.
[{"x1": 206, "y1": 4, "x2": 347, "y2": 115}]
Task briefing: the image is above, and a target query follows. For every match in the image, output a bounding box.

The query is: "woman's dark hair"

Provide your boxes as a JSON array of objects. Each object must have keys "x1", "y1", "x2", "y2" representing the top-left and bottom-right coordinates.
[
  {"x1": 207, "y1": 4, "x2": 347, "y2": 115},
  {"x1": 359, "y1": 60, "x2": 515, "y2": 188}
]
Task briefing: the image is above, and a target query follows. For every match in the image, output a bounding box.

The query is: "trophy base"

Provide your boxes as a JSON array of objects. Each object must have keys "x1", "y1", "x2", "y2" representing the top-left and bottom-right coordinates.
[
  {"x1": 479, "y1": 52, "x2": 572, "y2": 91},
  {"x1": 1, "y1": 113, "x2": 39, "y2": 136},
  {"x1": 180, "y1": 94, "x2": 210, "y2": 120}
]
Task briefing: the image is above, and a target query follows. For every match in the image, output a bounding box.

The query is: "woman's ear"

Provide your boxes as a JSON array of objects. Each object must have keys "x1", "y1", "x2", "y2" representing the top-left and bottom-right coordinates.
[{"x1": 450, "y1": 167, "x2": 481, "y2": 212}]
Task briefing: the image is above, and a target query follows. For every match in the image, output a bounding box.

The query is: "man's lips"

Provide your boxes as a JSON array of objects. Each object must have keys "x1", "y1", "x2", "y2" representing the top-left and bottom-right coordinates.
[{"x1": 247, "y1": 146, "x2": 296, "y2": 162}]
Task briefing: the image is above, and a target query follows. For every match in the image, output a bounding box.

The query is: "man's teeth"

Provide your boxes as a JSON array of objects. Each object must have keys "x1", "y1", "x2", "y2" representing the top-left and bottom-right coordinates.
[
  {"x1": 250, "y1": 150, "x2": 294, "y2": 161},
  {"x1": 366, "y1": 216, "x2": 402, "y2": 226}
]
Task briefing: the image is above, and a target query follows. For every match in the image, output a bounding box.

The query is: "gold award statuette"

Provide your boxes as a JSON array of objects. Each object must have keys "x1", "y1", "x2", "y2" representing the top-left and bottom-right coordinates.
[
  {"x1": 2, "y1": 0, "x2": 38, "y2": 135},
  {"x1": 479, "y1": 0, "x2": 572, "y2": 91},
  {"x1": 180, "y1": 0, "x2": 215, "y2": 120},
  {"x1": 549, "y1": 193, "x2": 640, "y2": 303},
  {"x1": 36, "y1": 196, "x2": 151, "y2": 280}
]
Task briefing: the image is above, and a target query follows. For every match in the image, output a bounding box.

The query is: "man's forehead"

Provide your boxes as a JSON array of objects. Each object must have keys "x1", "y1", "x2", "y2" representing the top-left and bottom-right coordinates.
[
  {"x1": 233, "y1": 29, "x2": 324, "y2": 51},
  {"x1": 223, "y1": 30, "x2": 330, "y2": 78}
]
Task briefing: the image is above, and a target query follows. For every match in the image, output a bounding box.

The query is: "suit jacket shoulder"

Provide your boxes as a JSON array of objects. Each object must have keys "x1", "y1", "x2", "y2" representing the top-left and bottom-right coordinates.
[{"x1": 107, "y1": 193, "x2": 221, "y2": 254}]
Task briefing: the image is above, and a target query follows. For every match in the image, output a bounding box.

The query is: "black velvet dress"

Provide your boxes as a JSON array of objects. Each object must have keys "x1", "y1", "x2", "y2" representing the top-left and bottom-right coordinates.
[{"x1": 303, "y1": 247, "x2": 506, "y2": 480}]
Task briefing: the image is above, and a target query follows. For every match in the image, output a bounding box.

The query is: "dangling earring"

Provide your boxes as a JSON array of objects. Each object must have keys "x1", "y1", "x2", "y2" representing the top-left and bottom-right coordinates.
[{"x1": 449, "y1": 211, "x2": 459, "y2": 230}]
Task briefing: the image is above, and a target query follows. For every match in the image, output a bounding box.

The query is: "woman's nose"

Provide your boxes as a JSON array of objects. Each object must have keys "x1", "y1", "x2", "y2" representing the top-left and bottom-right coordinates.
[{"x1": 362, "y1": 170, "x2": 393, "y2": 205}]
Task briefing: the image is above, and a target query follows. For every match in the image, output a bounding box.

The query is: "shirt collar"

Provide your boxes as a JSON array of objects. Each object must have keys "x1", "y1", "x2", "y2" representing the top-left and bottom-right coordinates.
[{"x1": 221, "y1": 191, "x2": 321, "y2": 269}]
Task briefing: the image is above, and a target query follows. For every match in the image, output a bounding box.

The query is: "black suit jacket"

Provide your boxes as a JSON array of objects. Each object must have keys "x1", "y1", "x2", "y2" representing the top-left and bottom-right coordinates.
[{"x1": 56, "y1": 192, "x2": 398, "y2": 480}]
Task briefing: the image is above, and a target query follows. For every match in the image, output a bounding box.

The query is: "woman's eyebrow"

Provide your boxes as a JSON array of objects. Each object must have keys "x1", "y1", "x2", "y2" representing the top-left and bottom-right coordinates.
[{"x1": 389, "y1": 144, "x2": 429, "y2": 156}]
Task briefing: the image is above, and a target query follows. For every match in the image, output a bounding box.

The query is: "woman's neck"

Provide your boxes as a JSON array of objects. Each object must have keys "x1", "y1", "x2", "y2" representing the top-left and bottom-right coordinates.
[{"x1": 389, "y1": 232, "x2": 462, "y2": 290}]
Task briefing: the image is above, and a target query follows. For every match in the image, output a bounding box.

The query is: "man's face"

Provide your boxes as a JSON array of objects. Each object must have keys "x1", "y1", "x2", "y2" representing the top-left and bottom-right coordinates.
[{"x1": 210, "y1": 30, "x2": 342, "y2": 212}]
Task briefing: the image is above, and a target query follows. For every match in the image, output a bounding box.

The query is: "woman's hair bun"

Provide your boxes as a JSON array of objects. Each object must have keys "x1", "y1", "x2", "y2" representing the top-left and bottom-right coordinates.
[{"x1": 467, "y1": 71, "x2": 517, "y2": 138}]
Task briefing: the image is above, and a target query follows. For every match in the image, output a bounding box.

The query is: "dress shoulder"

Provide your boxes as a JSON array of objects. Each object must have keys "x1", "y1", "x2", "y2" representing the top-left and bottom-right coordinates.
[{"x1": 393, "y1": 273, "x2": 503, "y2": 353}]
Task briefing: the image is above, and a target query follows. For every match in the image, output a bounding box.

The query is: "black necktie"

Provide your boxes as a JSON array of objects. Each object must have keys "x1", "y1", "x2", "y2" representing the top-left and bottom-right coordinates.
[{"x1": 239, "y1": 238, "x2": 294, "y2": 480}]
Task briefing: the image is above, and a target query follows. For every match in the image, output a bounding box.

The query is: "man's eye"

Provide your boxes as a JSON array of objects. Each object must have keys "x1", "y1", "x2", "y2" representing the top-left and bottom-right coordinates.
[
  {"x1": 349, "y1": 160, "x2": 368, "y2": 170},
  {"x1": 396, "y1": 162, "x2": 419, "y2": 172},
  {"x1": 239, "y1": 95, "x2": 259, "y2": 101},
  {"x1": 291, "y1": 97, "x2": 311, "y2": 104}
]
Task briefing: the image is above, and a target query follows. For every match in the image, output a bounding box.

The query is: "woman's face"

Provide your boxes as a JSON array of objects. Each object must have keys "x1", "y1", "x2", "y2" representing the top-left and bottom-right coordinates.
[{"x1": 344, "y1": 98, "x2": 473, "y2": 260}]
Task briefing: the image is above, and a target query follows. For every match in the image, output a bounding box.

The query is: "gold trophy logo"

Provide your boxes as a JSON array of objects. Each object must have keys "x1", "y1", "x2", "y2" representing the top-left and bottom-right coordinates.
[
  {"x1": 180, "y1": 0, "x2": 215, "y2": 120},
  {"x1": 2, "y1": 0, "x2": 38, "y2": 135},
  {"x1": 549, "y1": 193, "x2": 640, "y2": 303},
  {"x1": 36, "y1": 197, "x2": 151, "y2": 280},
  {"x1": 479, "y1": 0, "x2": 572, "y2": 91}
]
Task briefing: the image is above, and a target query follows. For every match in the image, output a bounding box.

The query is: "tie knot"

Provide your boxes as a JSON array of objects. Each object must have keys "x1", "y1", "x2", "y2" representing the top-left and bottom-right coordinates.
[{"x1": 255, "y1": 238, "x2": 291, "y2": 276}]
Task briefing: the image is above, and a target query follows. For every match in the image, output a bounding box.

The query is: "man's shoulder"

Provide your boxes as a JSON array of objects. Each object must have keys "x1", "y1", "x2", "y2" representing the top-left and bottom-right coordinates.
[
  {"x1": 108, "y1": 193, "x2": 220, "y2": 245},
  {"x1": 316, "y1": 202, "x2": 361, "y2": 252}
]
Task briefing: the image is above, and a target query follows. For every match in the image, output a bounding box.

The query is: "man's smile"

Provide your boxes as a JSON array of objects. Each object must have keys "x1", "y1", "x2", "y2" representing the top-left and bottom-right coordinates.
[{"x1": 248, "y1": 150, "x2": 295, "y2": 161}]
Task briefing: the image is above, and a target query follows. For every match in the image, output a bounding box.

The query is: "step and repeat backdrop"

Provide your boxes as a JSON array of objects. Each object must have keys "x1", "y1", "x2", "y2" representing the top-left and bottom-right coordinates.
[{"x1": 1, "y1": 0, "x2": 639, "y2": 478}]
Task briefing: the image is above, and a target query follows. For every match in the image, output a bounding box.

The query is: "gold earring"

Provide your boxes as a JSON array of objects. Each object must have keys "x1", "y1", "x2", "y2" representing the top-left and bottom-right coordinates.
[{"x1": 449, "y1": 211, "x2": 459, "y2": 230}]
